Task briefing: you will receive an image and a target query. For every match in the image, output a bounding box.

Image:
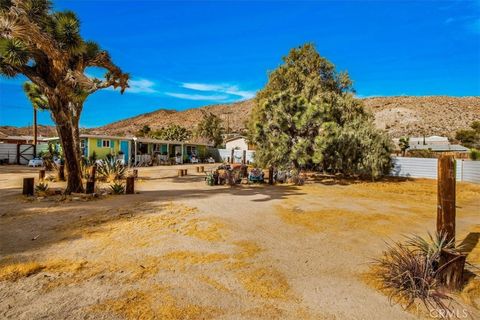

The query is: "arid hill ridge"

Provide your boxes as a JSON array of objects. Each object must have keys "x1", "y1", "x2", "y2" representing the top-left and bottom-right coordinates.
[{"x1": 2, "y1": 96, "x2": 479, "y2": 139}]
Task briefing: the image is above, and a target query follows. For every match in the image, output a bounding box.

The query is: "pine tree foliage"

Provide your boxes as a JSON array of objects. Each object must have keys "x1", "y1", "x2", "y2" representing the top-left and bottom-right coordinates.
[{"x1": 248, "y1": 43, "x2": 392, "y2": 179}]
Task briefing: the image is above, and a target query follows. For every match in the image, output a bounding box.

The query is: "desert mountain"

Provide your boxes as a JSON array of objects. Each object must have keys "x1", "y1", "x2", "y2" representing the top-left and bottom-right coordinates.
[{"x1": 2, "y1": 96, "x2": 479, "y2": 139}]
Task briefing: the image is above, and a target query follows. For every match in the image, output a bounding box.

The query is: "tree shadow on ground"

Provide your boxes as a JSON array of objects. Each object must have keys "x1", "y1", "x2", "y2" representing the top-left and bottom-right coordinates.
[{"x1": 0, "y1": 183, "x2": 304, "y2": 257}]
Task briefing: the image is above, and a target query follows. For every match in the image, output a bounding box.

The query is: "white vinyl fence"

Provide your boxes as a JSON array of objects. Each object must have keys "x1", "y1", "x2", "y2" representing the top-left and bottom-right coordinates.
[
  {"x1": 391, "y1": 157, "x2": 480, "y2": 183},
  {"x1": 215, "y1": 149, "x2": 255, "y2": 164}
]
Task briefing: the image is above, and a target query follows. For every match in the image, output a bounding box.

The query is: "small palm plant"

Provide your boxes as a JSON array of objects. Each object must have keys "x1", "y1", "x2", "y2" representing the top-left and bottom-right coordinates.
[{"x1": 110, "y1": 181, "x2": 125, "y2": 195}]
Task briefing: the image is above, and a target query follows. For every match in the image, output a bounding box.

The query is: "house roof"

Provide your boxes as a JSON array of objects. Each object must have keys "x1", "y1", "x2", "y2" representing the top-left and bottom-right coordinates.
[
  {"x1": 0, "y1": 135, "x2": 51, "y2": 141},
  {"x1": 225, "y1": 136, "x2": 247, "y2": 143},
  {"x1": 408, "y1": 144, "x2": 469, "y2": 152},
  {"x1": 46, "y1": 134, "x2": 210, "y2": 146}
]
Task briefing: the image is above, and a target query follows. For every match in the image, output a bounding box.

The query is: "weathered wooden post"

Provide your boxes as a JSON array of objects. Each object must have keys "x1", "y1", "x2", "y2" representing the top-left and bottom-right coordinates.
[
  {"x1": 89, "y1": 166, "x2": 96, "y2": 181},
  {"x1": 436, "y1": 155, "x2": 466, "y2": 290},
  {"x1": 85, "y1": 165, "x2": 96, "y2": 194},
  {"x1": 23, "y1": 177, "x2": 34, "y2": 196},
  {"x1": 58, "y1": 165, "x2": 65, "y2": 181},
  {"x1": 268, "y1": 166, "x2": 274, "y2": 185},
  {"x1": 200, "y1": 166, "x2": 204, "y2": 173},
  {"x1": 39, "y1": 169, "x2": 45, "y2": 181},
  {"x1": 230, "y1": 149, "x2": 234, "y2": 164},
  {"x1": 183, "y1": 169, "x2": 188, "y2": 176},
  {"x1": 242, "y1": 150, "x2": 246, "y2": 165},
  {"x1": 178, "y1": 169, "x2": 184, "y2": 177},
  {"x1": 133, "y1": 169, "x2": 138, "y2": 179},
  {"x1": 437, "y1": 155, "x2": 456, "y2": 243},
  {"x1": 196, "y1": 166, "x2": 200, "y2": 173},
  {"x1": 126, "y1": 176, "x2": 135, "y2": 194}
]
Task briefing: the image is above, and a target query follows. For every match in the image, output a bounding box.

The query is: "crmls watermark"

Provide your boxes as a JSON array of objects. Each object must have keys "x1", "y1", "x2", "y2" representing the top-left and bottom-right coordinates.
[{"x1": 429, "y1": 308, "x2": 469, "y2": 319}]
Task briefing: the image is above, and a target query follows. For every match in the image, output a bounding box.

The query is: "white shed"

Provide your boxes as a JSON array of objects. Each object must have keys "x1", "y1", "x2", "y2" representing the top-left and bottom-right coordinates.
[{"x1": 225, "y1": 136, "x2": 249, "y2": 150}]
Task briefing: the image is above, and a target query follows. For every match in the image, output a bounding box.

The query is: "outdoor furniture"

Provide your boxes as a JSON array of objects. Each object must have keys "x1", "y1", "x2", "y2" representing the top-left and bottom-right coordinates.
[{"x1": 248, "y1": 168, "x2": 264, "y2": 183}]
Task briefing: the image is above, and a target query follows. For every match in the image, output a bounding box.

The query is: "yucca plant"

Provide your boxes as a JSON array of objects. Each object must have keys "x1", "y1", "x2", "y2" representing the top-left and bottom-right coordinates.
[
  {"x1": 406, "y1": 231, "x2": 457, "y2": 259},
  {"x1": 97, "y1": 160, "x2": 126, "y2": 182},
  {"x1": 35, "y1": 182, "x2": 49, "y2": 195},
  {"x1": 374, "y1": 241, "x2": 452, "y2": 313},
  {"x1": 110, "y1": 181, "x2": 125, "y2": 195}
]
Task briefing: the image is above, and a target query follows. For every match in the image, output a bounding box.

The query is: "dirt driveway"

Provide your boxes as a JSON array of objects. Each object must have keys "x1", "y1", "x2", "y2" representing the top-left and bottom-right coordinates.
[{"x1": 0, "y1": 165, "x2": 479, "y2": 319}]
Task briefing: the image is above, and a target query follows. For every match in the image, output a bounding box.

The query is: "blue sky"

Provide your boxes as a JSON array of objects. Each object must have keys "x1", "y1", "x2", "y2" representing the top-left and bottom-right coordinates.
[{"x1": 0, "y1": 0, "x2": 479, "y2": 128}]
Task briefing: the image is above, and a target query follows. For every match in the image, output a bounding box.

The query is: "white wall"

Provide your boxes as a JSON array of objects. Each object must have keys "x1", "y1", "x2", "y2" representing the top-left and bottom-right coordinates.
[{"x1": 225, "y1": 138, "x2": 248, "y2": 151}]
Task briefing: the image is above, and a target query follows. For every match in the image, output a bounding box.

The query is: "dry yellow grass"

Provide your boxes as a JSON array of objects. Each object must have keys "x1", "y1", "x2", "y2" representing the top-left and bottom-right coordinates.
[
  {"x1": 93, "y1": 288, "x2": 220, "y2": 320},
  {"x1": 197, "y1": 275, "x2": 230, "y2": 292},
  {"x1": 0, "y1": 261, "x2": 44, "y2": 281},
  {"x1": 237, "y1": 267, "x2": 291, "y2": 299}
]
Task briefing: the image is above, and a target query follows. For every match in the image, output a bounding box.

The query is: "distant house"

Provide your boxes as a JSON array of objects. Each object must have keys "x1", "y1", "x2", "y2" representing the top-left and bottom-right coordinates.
[
  {"x1": 0, "y1": 135, "x2": 50, "y2": 144},
  {"x1": 48, "y1": 134, "x2": 209, "y2": 166},
  {"x1": 407, "y1": 144, "x2": 469, "y2": 153},
  {"x1": 225, "y1": 136, "x2": 255, "y2": 150},
  {"x1": 392, "y1": 136, "x2": 450, "y2": 148}
]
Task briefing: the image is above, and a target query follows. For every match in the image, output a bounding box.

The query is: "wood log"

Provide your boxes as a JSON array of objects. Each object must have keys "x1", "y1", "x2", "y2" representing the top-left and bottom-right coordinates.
[
  {"x1": 178, "y1": 169, "x2": 184, "y2": 177},
  {"x1": 89, "y1": 166, "x2": 96, "y2": 182},
  {"x1": 85, "y1": 181, "x2": 95, "y2": 194},
  {"x1": 23, "y1": 177, "x2": 34, "y2": 196},
  {"x1": 133, "y1": 169, "x2": 138, "y2": 178},
  {"x1": 39, "y1": 169, "x2": 45, "y2": 181},
  {"x1": 58, "y1": 165, "x2": 65, "y2": 181},
  {"x1": 437, "y1": 249, "x2": 466, "y2": 290},
  {"x1": 268, "y1": 167, "x2": 274, "y2": 185},
  {"x1": 126, "y1": 176, "x2": 135, "y2": 194},
  {"x1": 200, "y1": 166, "x2": 204, "y2": 173},
  {"x1": 437, "y1": 155, "x2": 456, "y2": 243},
  {"x1": 183, "y1": 169, "x2": 188, "y2": 176},
  {"x1": 196, "y1": 166, "x2": 200, "y2": 173}
]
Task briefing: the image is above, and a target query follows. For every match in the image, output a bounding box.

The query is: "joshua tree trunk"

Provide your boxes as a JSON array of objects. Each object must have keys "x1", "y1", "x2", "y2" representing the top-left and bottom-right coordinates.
[{"x1": 50, "y1": 99, "x2": 84, "y2": 194}]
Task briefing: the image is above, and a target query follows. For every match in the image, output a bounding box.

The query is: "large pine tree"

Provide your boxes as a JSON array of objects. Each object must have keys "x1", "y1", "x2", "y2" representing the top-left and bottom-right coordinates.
[{"x1": 248, "y1": 43, "x2": 392, "y2": 179}]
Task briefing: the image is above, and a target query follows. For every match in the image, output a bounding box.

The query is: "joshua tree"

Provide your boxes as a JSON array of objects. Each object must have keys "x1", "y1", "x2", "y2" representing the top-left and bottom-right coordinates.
[
  {"x1": 0, "y1": 0, "x2": 129, "y2": 193},
  {"x1": 23, "y1": 81, "x2": 48, "y2": 145},
  {"x1": 398, "y1": 137, "x2": 410, "y2": 156}
]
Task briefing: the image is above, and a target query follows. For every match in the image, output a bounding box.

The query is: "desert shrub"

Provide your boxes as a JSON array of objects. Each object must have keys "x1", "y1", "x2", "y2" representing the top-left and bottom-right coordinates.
[
  {"x1": 97, "y1": 160, "x2": 126, "y2": 182},
  {"x1": 35, "y1": 182, "x2": 49, "y2": 195},
  {"x1": 469, "y1": 148, "x2": 480, "y2": 161},
  {"x1": 374, "y1": 232, "x2": 460, "y2": 313},
  {"x1": 110, "y1": 181, "x2": 125, "y2": 195}
]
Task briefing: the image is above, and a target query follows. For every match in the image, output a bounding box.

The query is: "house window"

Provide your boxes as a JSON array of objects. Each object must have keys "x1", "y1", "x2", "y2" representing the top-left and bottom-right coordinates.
[
  {"x1": 186, "y1": 146, "x2": 196, "y2": 155},
  {"x1": 102, "y1": 140, "x2": 111, "y2": 148},
  {"x1": 80, "y1": 139, "x2": 86, "y2": 149}
]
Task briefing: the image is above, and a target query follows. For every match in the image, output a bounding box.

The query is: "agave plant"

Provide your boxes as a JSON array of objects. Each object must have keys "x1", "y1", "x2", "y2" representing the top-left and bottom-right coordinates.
[
  {"x1": 97, "y1": 160, "x2": 126, "y2": 182},
  {"x1": 35, "y1": 182, "x2": 49, "y2": 194},
  {"x1": 110, "y1": 181, "x2": 125, "y2": 195}
]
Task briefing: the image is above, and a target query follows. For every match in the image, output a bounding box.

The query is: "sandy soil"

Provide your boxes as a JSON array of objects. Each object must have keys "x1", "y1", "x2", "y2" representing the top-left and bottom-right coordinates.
[{"x1": 0, "y1": 165, "x2": 479, "y2": 320}]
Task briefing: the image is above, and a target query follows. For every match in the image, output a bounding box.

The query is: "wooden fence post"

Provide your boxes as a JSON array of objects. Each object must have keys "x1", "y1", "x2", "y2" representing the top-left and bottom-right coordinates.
[
  {"x1": 437, "y1": 155, "x2": 456, "y2": 243},
  {"x1": 268, "y1": 166, "x2": 274, "y2": 185},
  {"x1": 242, "y1": 150, "x2": 246, "y2": 165},
  {"x1": 58, "y1": 165, "x2": 65, "y2": 181},
  {"x1": 39, "y1": 169, "x2": 45, "y2": 181},
  {"x1": 89, "y1": 166, "x2": 96, "y2": 182},
  {"x1": 23, "y1": 177, "x2": 34, "y2": 196},
  {"x1": 230, "y1": 149, "x2": 234, "y2": 164},
  {"x1": 126, "y1": 176, "x2": 135, "y2": 194}
]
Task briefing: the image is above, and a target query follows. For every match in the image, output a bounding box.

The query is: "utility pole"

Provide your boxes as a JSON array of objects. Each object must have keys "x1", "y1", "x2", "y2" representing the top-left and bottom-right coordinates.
[{"x1": 33, "y1": 108, "x2": 37, "y2": 156}]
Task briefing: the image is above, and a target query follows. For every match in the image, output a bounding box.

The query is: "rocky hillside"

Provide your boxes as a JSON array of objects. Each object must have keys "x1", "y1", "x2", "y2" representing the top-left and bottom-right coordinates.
[
  {"x1": 2, "y1": 96, "x2": 479, "y2": 139},
  {"x1": 0, "y1": 125, "x2": 57, "y2": 138}
]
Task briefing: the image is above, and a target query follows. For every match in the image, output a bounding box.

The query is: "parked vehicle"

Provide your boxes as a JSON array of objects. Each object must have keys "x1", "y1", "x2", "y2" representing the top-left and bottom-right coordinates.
[{"x1": 28, "y1": 158, "x2": 43, "y2": 167}]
